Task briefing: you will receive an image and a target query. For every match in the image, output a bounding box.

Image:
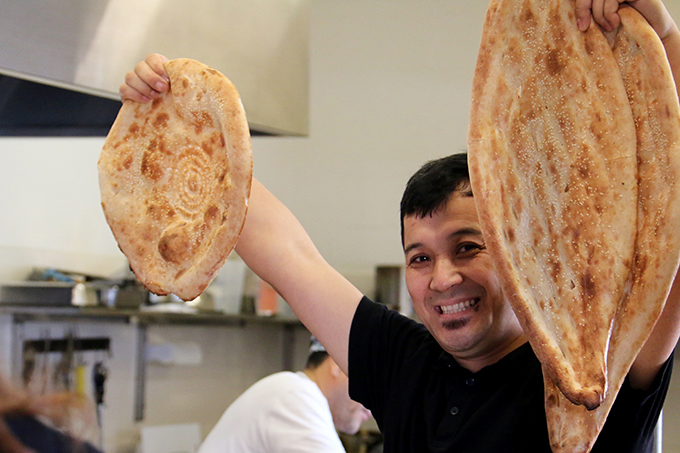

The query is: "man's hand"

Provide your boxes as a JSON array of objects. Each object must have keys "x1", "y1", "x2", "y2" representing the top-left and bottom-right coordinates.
[
  {"x1": 119, "y1": 53, "x2": 170, "y2": 102},
  {"x1": 576, "y1": 0, "x2": 624, "y2": 31},
  {"x1": 576, "y1": 0, "x2": 678, "y2": 41}
]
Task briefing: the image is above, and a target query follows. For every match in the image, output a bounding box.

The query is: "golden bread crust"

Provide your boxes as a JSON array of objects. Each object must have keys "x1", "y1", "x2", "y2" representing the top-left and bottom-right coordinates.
[
  {"x1": 470, "y1": 0, "x2": 637, "y2": 411},
  {"x1": 468, "y1": 2, "x2": 680, "y2": 451},
  {"x1": 99, "y1": 58, "x2": 252, "y2": 301}
]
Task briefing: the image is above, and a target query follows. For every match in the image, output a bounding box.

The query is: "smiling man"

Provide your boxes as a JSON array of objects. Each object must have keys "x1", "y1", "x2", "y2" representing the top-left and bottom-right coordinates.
[
  {"x1": 120, "y1": 1, "x2": 680, "y2": 451},
  {"x1": 399, "y1": 156, "x2": 525, "y2": 372},
  {"x1": 347, "y1": 152, "x2": 677, "y2": 451}
]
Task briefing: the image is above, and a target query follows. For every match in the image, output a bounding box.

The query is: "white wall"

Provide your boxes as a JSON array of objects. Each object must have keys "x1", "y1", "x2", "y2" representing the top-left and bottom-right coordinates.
[
  {"x1": 253, "y1": 0, "x2": 489, "y2": 291},
  {"x1": 0, "y1": 0, "x2": 491, "y2": 292}
]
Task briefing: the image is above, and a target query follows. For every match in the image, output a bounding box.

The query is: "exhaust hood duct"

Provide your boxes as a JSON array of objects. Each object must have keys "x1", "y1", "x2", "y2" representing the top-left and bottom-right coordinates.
[{"x1": 0, "y1": 0, "x2": 309, "y2": 137}]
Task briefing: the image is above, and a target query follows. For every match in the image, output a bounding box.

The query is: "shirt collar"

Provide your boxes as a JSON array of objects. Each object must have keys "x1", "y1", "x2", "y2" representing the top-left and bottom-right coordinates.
[{"x1": 433, "y1": 342, "x2": 534, "y2": 376}]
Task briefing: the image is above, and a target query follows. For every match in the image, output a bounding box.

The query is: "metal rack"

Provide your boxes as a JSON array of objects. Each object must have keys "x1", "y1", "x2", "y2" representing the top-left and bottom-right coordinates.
[{"x1": 1, "y1": 305, "x2": 303, "y2": 421}]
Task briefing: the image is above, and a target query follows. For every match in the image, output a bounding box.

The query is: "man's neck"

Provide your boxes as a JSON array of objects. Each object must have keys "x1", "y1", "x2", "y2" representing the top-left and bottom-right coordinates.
[
  {"x1": 302, "y1": 366, "x2": 323, "y2": 388},
  {"x1": 454, "y1": 334, "x2": 528, "y2": 373}
]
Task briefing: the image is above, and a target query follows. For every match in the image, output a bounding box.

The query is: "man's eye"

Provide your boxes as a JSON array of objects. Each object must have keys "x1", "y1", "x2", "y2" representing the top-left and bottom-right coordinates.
[
  {"x1": 457, "y1": 243, "x2": 483, "y2": 254},
  {"x1": 409, "y1": 255, "x2": 430, "y2": 265}
]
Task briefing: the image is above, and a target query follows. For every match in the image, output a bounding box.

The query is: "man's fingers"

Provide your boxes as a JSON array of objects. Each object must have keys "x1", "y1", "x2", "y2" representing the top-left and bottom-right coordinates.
[
  {"x1": 135, "y1": 60, "x2": 169, "y2": 93},
  {"x1": 119, "y1": 58, "x2": 171, "y2": 102},
  {"x1": 120, "y1": 70, "x2": 156, "y2": 102},
  {"x1": 119, "y1": 84, "x2": 150, "y2": 103},
  {"x1": 603, "y1": 0, "x2": 624, "y2": 29},
  {"x1": 118, "y1": 54, "x2": 171, "y2": 102},
  {"x1": 145, "y1": 53, "x2": 170, "y2": 84},
  {"x1": 576, "y1": 0, "x2": 595, "y2": 30}
]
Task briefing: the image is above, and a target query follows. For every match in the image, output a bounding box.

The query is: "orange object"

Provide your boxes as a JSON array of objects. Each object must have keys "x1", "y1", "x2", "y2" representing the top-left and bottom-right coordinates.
[{"x1": 257, "y1": 281, "x2": 278, "y2": 316}]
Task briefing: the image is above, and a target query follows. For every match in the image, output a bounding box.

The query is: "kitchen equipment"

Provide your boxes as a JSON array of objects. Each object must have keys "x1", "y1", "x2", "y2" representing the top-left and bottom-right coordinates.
[
  {"x1": 0, "y1": 0, "x2": 310, "y2": 136},
  {"x1": 0, "y1": 279, "x2": 145, "y2": 308},
  {"x1": 0, "y1": 281, "x2": 94, "y2": 306},
  {"x1": 112, "y1": 281, "x2": 148, "y2": 309}
]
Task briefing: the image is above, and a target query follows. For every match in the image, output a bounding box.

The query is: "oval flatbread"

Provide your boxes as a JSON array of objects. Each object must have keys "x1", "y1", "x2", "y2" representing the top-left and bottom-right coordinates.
[
  {"x1": 468, "y1": 1, "x2": 680, "y2": 451},
  {"x1": 98, "y1": 58, "x2": 252, "y2": 301},
  {"x1": 469, "y1": 0, "x2": 639, "y2": 412},
  {"x1": 542, "y1": 7, "x2": 680, "y2": 452}
]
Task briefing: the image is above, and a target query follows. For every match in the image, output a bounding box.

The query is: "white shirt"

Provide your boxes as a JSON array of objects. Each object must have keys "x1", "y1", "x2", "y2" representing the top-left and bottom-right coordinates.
[{"x1": 198, "y1": 371, "x2": 346, "y2": 453}]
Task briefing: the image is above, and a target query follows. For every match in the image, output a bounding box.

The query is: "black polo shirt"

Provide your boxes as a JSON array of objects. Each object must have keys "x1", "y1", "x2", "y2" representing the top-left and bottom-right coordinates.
[
  {"x1": 348, "y1": 297, "x2": 673, "y2": 452},
  {"x1": 5, "y1": 415, "x2": 101, "y2": 453}
]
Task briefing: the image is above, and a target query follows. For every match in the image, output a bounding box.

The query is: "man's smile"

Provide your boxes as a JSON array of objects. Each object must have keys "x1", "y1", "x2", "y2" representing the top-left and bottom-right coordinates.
[{"x1": 436, "y1": 298, "x2": 480, "y2": 315}]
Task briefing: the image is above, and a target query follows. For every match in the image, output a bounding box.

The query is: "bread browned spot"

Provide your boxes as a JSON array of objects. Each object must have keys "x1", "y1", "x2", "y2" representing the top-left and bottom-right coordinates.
[
  {"x1": 468, "y1": 1, "x2": 680, "y2": 451},
  {"x1": 98, "y1": 58, "x2": 252, "y2": 301}
]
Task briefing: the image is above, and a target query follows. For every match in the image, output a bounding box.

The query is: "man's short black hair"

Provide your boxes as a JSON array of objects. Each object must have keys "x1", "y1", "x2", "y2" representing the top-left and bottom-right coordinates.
[
  {"x1": 305, "y1": 350, "x2": 329, "y2": 370},
  {"x1": 400, "y1": 153, "x2": 472, "y2": 245}
]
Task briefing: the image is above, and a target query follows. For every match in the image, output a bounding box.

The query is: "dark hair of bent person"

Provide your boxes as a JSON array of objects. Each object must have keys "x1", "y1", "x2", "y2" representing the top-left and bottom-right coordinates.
[
  {"x1": 0, "y1": 373, "x2": 98, "y2": 453},
  {"x1": 305, "y1": 351, "x2": 330, "y2": 370},
  {"x1": 399, "y1": 153, "x2": 472, "y2": 245}
]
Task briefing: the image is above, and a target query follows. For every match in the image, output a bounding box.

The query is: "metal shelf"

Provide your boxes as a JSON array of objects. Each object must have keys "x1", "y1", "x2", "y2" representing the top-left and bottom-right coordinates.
[
  {"x1": 0, "y1": 304, "x2": 304, "y2": 422},
  {"x1": 0, "y1": 305, "x2": 302, "y2": 327}
]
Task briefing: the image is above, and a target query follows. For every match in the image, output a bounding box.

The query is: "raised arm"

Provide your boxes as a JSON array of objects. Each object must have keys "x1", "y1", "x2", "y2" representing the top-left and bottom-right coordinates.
[
  {"x1": 119, "y1": 56, "x2": 363, "y2": 374},
  {"x1": 234, "y1": 179, "x2": 363, "y2": 374}
]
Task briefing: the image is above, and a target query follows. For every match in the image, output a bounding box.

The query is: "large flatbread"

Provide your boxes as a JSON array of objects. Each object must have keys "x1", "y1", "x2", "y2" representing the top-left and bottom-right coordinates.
[
  {"x1": 468, "y1": 0, "x2": 680, "y2": 451},
  {"x1": 543, "y1": 7, "x2": 680, "y2": 452},
  {"x1": 469, "y1": 0, "x2": 638, "y2": 410},
  {"x1": 99, "y1": 58, "x2": 252, "y2": 301}
]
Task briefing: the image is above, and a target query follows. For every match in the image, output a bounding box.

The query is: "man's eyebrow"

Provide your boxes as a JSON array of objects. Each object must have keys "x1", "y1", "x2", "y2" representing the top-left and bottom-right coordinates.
[
  {"x1": 403, "y1": 227, "x2": 483, "y2": 255},
  {"x1": 404, "y1": 242, "x2": 422, "y2": 256},
  {"x1": 452, "y1": 227, "x2": 483, "y2": 238}
]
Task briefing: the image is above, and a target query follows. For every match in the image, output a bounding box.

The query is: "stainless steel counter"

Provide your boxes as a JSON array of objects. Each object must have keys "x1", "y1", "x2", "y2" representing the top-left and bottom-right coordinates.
[{"x1": 0, "y1": 305, "x2": 302, "y2": 326}]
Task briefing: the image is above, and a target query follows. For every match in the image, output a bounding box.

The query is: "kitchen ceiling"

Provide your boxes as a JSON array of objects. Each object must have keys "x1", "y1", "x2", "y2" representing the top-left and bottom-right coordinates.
[
  {"x1": 0, "y1": 0, "x2": 310, "y2": 137},
  {"x1": 0, "y1": 75, "x2": 274, "y2": 137},
  {"x1": 0, "y1": 75, "x2": 121, "y2": 137}
]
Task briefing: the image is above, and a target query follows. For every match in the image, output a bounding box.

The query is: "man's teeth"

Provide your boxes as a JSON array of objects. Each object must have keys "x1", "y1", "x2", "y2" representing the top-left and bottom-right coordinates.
[{"x1": 439, "y1": 299, "x2": 477, "y2": 314}]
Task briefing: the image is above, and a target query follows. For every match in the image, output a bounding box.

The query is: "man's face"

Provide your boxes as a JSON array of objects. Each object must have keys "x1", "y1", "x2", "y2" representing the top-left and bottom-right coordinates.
[{"x1": 402, "y1": 192, "x2": 524, "y2": 369}]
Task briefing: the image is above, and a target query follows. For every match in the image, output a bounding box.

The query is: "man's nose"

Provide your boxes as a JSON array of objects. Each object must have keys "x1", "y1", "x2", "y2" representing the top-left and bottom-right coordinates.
[{"x1": 429, "y1": 258, "x2": 463, "y2": 292}]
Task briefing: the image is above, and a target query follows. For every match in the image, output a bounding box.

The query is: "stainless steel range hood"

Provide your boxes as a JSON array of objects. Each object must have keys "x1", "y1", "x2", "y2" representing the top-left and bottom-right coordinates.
[{"x1": 0, "y1": 0, "x2": 309, "y2": 137}]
